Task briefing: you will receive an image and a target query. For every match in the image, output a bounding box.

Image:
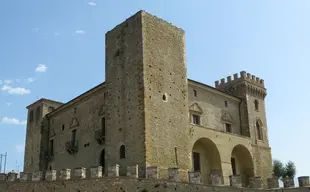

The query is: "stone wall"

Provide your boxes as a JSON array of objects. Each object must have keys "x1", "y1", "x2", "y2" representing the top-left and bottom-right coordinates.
[{"x1": 0, "y1": 166, "x2": 309, "y2": 192}]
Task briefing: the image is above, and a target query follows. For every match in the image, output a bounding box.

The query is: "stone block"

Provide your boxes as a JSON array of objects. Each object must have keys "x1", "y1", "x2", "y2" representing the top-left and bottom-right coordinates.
[
  {"x1": 146, "y1": 166, "x2": 159, "y2": 179},
  {"x1": 32, "y1": 171, "x2": 43, "y2": 181},
  {"x1": 7, "y1": 172, "x2": 17, "y2": 182},
  {"x1": 59, "y1": 169, "x2": 71, "y2": 180},
  {"x1": 45, "y1": 170, "x2": 57, "y2": 181},
  {"x1": 74, "y1": 167, "x2": 86, "y2": 179},
  {"x1": 249, "y1": 176, "x2": 262, "y2": 188},
  {"x1": 126, "y1": 165, "x2": 138, "y2": 178},
  {"x1": 188, "y1": 171, "x2": 201, "y2": 184},
  {"x1": 90, "y1": 166, "x2": 102, "y2": 178},
  {"x1": 298, "y1": 176, "x2": 310, "y2": 187},
  {"x1": 20, "y1": 172, "x2": 31, "y2": 181},
  {"x1": 267, "y1": 177, "x2": 279, "y2": 188},
  {"x1": 108, "y1": 164, "x2": 119, "y2": 177},
  {"x1": 168, "y1": 168, "x2": 180, "y2": 182},
  {"x1": 229, "y1": 175, "x2": 242, "y2": 187},
  {"x1": 0, "y1": 173, "x2": 7, "y2": 181},
  {"x1": 283, "y1": 176, "x2": 294, "y2": 188},
  {"x1": 209, "y1": 171, "x2": 222, "y2": 185}
]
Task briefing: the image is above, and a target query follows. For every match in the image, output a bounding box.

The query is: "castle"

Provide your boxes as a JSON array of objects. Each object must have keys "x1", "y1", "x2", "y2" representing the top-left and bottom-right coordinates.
[{"x1": 23, "y1": 10, "x2": 272, "y2": 187}]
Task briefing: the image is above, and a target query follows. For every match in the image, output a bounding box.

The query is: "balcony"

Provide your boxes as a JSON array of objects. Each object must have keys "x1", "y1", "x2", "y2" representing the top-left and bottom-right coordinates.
[
  {"x1": 65, "y1": 140, "x2": 78, "y2": 154},
  {"x1": 95, "y1": 130, "x2": 105, "y2": 145}
]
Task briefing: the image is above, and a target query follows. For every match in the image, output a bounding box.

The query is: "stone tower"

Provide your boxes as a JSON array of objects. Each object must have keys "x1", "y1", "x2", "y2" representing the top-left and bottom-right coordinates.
[
  {"x1": 215, "y1": 71, "x2": 272, "y2": 182},
  {"x1": 23, "y1": 99, "x2": 62, "y2": 172},
  {"x1": 105, "y1": 11, "x2": 191, "y2": 179}
]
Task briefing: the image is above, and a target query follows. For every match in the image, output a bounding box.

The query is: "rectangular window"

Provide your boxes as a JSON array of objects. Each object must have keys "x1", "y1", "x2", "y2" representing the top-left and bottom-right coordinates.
[
  {"x1": 225, "y1": 123, "x2": 232, "y2": 133},
  {"x1": 192, "y1": 115, "x2": 200, "y2": 125},
  {"x1": 71, "y1": 129, "x2": 78, "y2": 147},
  {"x1": 231, "y1": 158, "x2": 236, "y2": 175},
  {"x1": 49, "y1": 139, "x2": 54, "y2": 156},
  {"x1": 225, "y1": 101, "x2": 228, "y2": 107},
  {"x1": 193, "y1": 152, "x2": 201, "y2": 172}
]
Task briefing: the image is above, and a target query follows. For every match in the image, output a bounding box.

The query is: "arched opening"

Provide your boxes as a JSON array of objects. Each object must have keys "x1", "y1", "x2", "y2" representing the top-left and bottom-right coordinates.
[
  {"x1": 231, "y1": 145, "x2": 254, "y2": 187},
  {"x1": 256, "y1": 121, "x2": 262, "y2": 140},
  {"x1": 100, "y1": 149, "x2": 105, "y2": 174},
  {"x1": 120, "y1": 145, "x2": 125, "y2": 159},
  {"x1": 192, "y1": 138, "x2": 223, "y2": 184}
]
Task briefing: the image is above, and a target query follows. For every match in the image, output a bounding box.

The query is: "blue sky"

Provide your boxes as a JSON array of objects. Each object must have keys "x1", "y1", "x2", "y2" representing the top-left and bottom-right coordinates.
[{"x1": 0, "y1": 0, "x2": 309, "y2": 178}]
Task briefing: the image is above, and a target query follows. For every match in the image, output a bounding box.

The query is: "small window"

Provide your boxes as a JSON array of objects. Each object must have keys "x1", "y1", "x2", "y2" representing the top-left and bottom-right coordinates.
[
  {"x1": 225, "y1": 101, "x2": 228, "y2": 107},
  {"x1": 225, "y1": 123, "x2": 232, "y2": 133},
  {"x1": 71, "y1": 129, "x2": 78, "y2": 147},
  {"x1": 29, "y1": 110, "x2": 34, "y2": 123},
  {"x1": 74, "y1": 107, "x2": 77, "y2": 114},
  {"x1": 256, "y1": 121, "x2": 262, "y2": 140},
  {"x1": 193, "y1": 90, "x2": 197, "y2": 97},
  {"x1": 61, "y1": 124, "x2": 65, "y2": 131},
  {"x1": 254, "y1": 100, "x2": 259, "y2": 111},
  {"x1": 192, "y1": 115, "x2": 200, "y2": 125},
  {"x1": 120, "y1": 145, "x2": 125, "y2": 159},
  {"x1": 162, "y1": 94, "x2": 167, "y2": 101}
]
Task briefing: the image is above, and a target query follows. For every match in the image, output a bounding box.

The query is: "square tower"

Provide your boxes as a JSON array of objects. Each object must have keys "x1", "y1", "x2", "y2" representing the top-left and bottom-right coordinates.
[{"x1": 105, "y1": 11, "x2": 191, "y2": 179}]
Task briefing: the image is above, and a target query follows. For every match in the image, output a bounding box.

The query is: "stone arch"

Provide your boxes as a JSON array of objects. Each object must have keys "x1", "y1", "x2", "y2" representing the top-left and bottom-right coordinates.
[
  {"x1": 231, "y1": 144, "x2": 254, "y2": 187},
  {"x1": 192, "y1": 137, "x2": 223, "y2": 184}
]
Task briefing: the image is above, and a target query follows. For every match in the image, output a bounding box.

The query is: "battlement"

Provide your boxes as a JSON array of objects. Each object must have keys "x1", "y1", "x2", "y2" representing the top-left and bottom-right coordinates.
[
  {"x1": 215, "y1": 71, "x2": 265, "y2": 89},
  {"x1": 0, "y1": 165, "x2": 309, "y2": 190}
]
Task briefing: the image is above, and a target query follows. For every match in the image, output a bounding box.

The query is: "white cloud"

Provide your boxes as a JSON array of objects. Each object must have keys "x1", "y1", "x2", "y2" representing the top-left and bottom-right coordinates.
[
  {"x1": 88, "y1": 2, "x2": 96, "y2": 6},
  {"x1": 27, "y1": 78, "x2": 35, "y2": 83},
  {"x1": 16, "y1": 144, "x2": 25, "y2": 153},
  {"x1": 0, "y1": 80, "x2": 2, "y2": 84},
  {"x1": 76, "y1": 30, "x2": 86, "y2": 34},
  {"x1": 1, "y1": 85, "x2": 31, "y2": 95},
  {"x1": 7, "y1": 102, "x2": 12, "y2": 106},
  {"x1": 4, "y1": 80, "x2": 12, "y2": 84},
  {"x1": 1, "y1": 117, "x2": 26, "y2": 125},
  {"x1": 32, "y1": 28, "x2": 39, "y2": 32},
  {"x1": 15, "y1": 79, "x2": 20, "y2": 82},
  {"x1": 35, "y1": 64, "x2": 47, "y2": 72},
  {"x1": 54, "y1": 32, "x2": 60, "y2": 36}
]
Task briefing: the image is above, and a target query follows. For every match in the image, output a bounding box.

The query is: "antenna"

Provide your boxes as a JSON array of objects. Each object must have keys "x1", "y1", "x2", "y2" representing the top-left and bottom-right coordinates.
[{"x1": 0, "y1": 152, "x2": 7, "y2": 173}]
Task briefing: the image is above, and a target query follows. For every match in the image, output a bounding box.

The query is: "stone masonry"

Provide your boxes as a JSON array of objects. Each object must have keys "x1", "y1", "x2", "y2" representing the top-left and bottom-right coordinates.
[{"x1": 23, "y1": 10, "x2": 273, "y2": 188}]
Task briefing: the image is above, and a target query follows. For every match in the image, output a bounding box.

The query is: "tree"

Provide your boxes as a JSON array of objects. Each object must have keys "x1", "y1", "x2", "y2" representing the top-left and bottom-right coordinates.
[
  {"x1": 284, "y1": 161, "x2": 296, "y2": 178},
  {"x1": 272, "y1": 159, "x2": 297, "y2": 180},
  {"x1": 273, "y1": 159, "x2": 285, "y2": 179}
]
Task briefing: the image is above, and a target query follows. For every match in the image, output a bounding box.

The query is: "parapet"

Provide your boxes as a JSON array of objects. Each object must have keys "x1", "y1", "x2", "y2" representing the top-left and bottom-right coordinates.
[
  {"x1": 0, "y1": 165, "x2": 309, "y2": 190},
  {"x1": 214, "y1": 71, "x2": 265, "y2": 89}
]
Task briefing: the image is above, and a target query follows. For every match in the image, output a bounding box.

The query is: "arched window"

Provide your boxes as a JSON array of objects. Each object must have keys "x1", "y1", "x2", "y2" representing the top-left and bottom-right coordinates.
[
  {"x1": 254, "y1": 100, "x2": 259, "y2": 111},
  {"x1": 120, "y1": 145, "x2": 125, "y2": 159},
  {"x1": 256, "y1": 121, "x2": 262, "y2": 140}
]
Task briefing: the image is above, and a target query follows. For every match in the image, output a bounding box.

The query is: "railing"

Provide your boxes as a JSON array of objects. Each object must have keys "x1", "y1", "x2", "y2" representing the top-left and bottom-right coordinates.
[
  {"x1": 65, "y1": 140, "x2": 78, "y2": 154},
  {"x1": 95, "y1": 130, "x2": 105, "y2": 145}
]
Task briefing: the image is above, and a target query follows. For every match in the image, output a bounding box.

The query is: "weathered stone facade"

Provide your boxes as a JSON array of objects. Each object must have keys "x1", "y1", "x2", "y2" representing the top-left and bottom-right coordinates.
[{"x1": 23, "y1": 10, "x2": 273, "y2": 188}]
